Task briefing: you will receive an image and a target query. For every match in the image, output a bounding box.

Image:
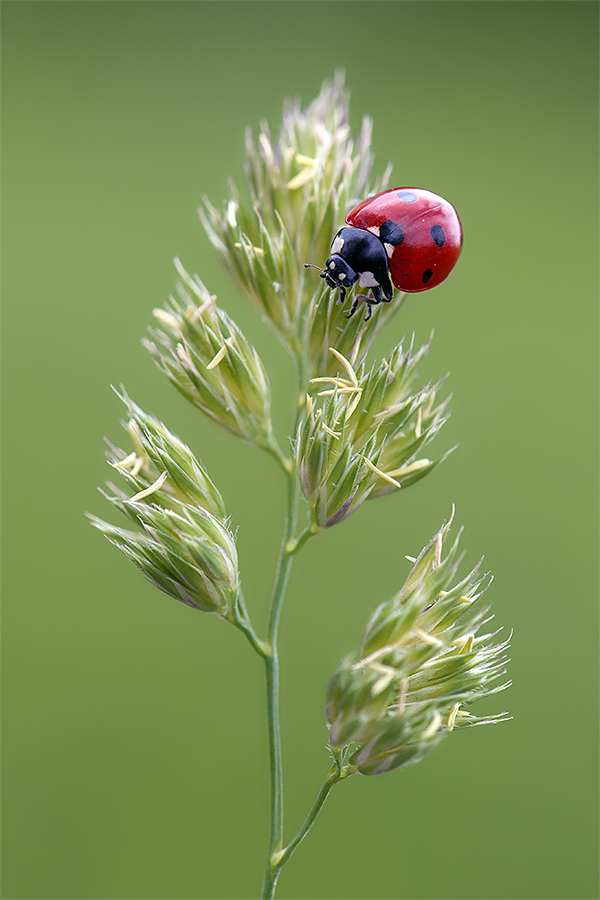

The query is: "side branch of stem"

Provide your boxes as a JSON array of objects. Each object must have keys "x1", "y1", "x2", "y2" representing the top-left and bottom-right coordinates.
[
  {"x1": 230, "y1": 590, "x2": 271, "y2": 658},
  {"x1": 273, "y1": 768, "x2": 345, "y2": 869}
]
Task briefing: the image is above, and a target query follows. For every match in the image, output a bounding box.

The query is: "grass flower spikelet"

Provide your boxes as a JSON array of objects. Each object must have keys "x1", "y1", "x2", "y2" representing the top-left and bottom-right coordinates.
[{"x1": 326, "y1": 514, "x2": 511, "y2": 775}]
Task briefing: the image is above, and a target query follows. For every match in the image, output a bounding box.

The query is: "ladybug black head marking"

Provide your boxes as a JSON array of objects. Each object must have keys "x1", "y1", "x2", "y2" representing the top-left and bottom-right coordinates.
[
  {"x1": 304, "y1": 257, "x2": 357, "y2": 305},
  {"x1": 321, "y1": 255, "x2": 357, "y2": 292}
]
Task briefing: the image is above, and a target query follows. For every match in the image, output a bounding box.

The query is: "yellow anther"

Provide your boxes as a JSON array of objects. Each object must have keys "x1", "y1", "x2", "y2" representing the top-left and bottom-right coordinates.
[
  {"x1": 405, "y1": 555, "x2": 417, "y2": 563},
  {"x1": 152, "y1": 308, "x2": 180, "y2": 331},
  {"x1": 354, "y1": 640, "x2": 404, "y2": 669},
  {"x1": 129, "y1": 471, "x2": 168, "y2": 502},
  {"x1": 234, "y1": 241, "x2": 264, "y2": 256},
  {"x1": 322, "y1": 424, "x2": 341, "y2": 439},
  {"x1": 310, "y1": 376, "x2": 353, "y2": 388},
  {"x1": 422, "y1": 711, "x2": 442, "y2": 740},
  {"x1": 370, "y1": 661, "x2": 394, "y2": 675},
  {"x1": 415, "y1": 629, "x2": 443, "y2": 647},
  {"x1": 196, "y1": 294, "x2": 217, "y2": 318},
  {"x1": 447, "y1": 703, "x2": 460, "y2": 732},
  {"x1": 126, "y1": 421, "x2": 145, "y2": 459},
  {"x1": 317, "y1": 386, "x2": 360, "y2": 396},
  {"x1": 286, "y1": 154, "x2": 319, "y2": 190},
  {"x1": 286, "y1": 167, "x2": 318, "y2": 190},
  {"x1": 305, "y1": 393, "x2": 314, "y2": 415},
  {"x1": 396, "y1": 678, "x2": 409, "y2": 715},
  {"x1": 386, "y1": 459, "x2": 431, "y2": 478},
  {"x1": 296, "y1": 153, "x2": 318, "y2": 166},
  {"x1": 206, "y1": 339, "x2": 233, "y2": 371},
  {"x1": 116, "y1": 452, "x2": 137, "y2": 469},
  {"x1": 363, "y1": 458, "x2": 402, "y2": 489},
  {"x1": 328, "y1": 347, "x2": 359, "y2": 387},
  {"x1": 345, "y1": 390, "x2": 363, "y2": 419},
  {"x1": 372, "y1": 665, "x2": 396, "y2": 696},
  {"x1": 130, "y1": 456, "x2": 144, "y2": 478}
]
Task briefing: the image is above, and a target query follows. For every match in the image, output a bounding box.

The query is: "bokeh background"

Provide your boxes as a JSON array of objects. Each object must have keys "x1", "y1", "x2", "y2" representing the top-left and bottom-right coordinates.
[{"x1": 2, "y1": 3, "x2": 598, "y2": 899}]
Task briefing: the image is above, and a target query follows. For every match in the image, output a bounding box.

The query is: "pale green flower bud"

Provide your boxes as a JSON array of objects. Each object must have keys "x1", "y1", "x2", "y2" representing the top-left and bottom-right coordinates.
[
  {"x1": 104, "y1": 390, "x2": 226, "y2": 521},
  {"x1": 89, "y1": 504, "x2": 238, "y2": 615},
  {"x1": 143, "y1": 260, "x2": 280, "y2": 456},
  {"x1": 199, "y1": 72, "x2": 392, "y2": 356},
  {"x1": 89, "y1": 394, "x2": 239, "y2": 615},
  {"x1": 341, "y1": 335, "x2": 453, "y2": 499},
  {"x1": 326, "y1": 514, "x2": 511, "y2": 774},
  {"x1": 294, "y1": 359, "x2": 383, "y2": 528},
  {"x1": 296, "y1": 344, "x2": 450, "y2": 525}
]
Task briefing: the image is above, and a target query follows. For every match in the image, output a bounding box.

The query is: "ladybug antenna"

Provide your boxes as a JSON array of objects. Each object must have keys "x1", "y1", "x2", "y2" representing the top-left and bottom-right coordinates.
[{"x1": 304, "y1": 263, "x2": 325, "y2": 272}]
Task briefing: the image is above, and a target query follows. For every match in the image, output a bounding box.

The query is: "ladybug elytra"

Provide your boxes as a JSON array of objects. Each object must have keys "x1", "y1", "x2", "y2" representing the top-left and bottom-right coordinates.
[{"x1": 306, "y1": 187, "x2": 463, "y2": 320}]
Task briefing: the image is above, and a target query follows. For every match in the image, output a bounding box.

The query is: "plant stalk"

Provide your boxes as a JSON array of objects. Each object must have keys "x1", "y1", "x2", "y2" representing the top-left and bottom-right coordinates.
[
  {"x1": 262, "y1": 349, "x2": 312, "y2": 900},
  {"x1": 262, "y1": 468, "x2": 301, "y2": 899}
]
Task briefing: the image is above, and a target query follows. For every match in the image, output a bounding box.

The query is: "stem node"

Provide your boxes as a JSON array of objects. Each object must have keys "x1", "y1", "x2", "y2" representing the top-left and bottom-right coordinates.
[{"x1": 270, "y1": 848, "x2": 286, "y2": 867}]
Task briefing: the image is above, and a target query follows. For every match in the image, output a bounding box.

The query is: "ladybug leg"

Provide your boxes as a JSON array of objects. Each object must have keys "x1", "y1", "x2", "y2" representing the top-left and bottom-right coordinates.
[
  {"x1": 362, "y1": 288, "x2": 385, "y2": 321},
  {"x1": 336, "y1": 285, "x2": 347, "y2": 305},
  {"x1": 362, "y1": 294, "x2": 379, "y2": 322},
  {"x1": 344, "y1": 292, "x2": 378, "y2": 320},
  {"x1": 344, "y1": 294, "x2": 363, "y2": 318}
]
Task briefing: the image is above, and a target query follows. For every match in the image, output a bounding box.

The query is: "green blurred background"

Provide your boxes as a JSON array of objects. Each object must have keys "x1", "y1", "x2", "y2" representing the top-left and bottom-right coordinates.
[{"x1": 2, "y1": 2, "x2": 598, "y2": 898}]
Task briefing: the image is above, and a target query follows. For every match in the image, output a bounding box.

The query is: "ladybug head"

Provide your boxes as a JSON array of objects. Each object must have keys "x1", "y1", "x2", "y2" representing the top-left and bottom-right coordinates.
[{"x1": 320, "y1": 254, "x2": 357, "y2": 291}]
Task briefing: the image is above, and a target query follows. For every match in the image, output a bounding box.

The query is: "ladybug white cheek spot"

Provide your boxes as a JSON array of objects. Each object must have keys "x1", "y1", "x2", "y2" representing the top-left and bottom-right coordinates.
[
  {"x1": 331, "y1": 235, "x2": 345, "y2": 254},
  {"x1": 366, "y1": 225, "x2": 380, "y2": 237},
  {"x1": 384, "y1": 243, "x2": 394, "y2": 258},
  {"x1": 358, "y1": 271, "x2": 379, "y2": 288},
  {"x1": 329, "y1": 261, "x2": 336, "y2": 270},
  {"x1": 339, "y1": 273, "x2": 346, "y2": 280}
]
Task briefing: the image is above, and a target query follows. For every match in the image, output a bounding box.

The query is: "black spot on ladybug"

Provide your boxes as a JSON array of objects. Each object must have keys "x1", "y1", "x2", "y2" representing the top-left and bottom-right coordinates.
[
  {"x1": 396, "y1": 190, "x2": 417, "y2": 203},
  {"x1": 422, "y1": 269, "x2": 433, "y2": 284},
  {"x1": 430, "y1": 225, "x2": 445, "y2": 247},
  {"x1": 380, "y1": 219, "x2": 404, "y2": 245}
]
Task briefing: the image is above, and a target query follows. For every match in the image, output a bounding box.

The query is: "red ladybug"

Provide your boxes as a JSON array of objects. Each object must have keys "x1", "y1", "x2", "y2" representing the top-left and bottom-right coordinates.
[{"x1": 307, "y1": 187, "x2": 462, "y2": 319}]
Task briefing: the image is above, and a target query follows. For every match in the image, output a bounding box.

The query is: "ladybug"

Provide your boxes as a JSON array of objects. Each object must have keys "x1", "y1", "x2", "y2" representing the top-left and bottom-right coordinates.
[{"x1": 306, "y1": 187, "x2": 462, "y2": 320}]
